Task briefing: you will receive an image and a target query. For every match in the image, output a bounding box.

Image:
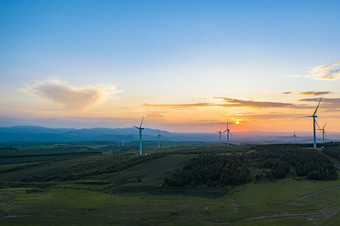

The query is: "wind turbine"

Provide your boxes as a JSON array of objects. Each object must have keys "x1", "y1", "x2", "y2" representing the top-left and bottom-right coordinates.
[
  {"x1": 216, "y1": 127, "x2": 225, "y2": 144},
  {"x1": 157, "y1": 130, "x2": 161, "y2": 148},
  {"x1": 134, "y1": 116, "x2": 144, "y2": 156},
  {"x1": 317, "y1": 122, "x2": 327, "y2": 144},
  {"x1": 121, "y1": 137, "x2": 125, "y2": 146},
  {"x1": 306, "y1": 98, "x2": 322, "y2": 149},
  {"x1": 224, "y1": 121, "x2": 232, "y2": 147},
  {"x1": 292, "y1": 131, "x2": 297, "y2": 144}
]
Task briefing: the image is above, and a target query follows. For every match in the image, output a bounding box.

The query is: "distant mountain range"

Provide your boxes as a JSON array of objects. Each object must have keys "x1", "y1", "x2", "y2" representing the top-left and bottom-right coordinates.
[{"x1": 0, "y1": 126, "x2": 339, "y2": 144}]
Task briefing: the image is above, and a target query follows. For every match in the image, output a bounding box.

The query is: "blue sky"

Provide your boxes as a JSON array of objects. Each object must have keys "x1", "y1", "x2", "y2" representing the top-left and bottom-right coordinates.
[{"x1": 1, "y1": 0, "x2": 340, "y2": 132}]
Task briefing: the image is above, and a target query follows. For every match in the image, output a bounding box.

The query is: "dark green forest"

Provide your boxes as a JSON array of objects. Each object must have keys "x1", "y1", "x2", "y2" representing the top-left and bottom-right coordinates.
[
  {"x1": 164, "y1": 145, "x2": 338, "y2": 186},
  {"x1": 323, "y1": 145, "x2": 340, "y2": 161}
]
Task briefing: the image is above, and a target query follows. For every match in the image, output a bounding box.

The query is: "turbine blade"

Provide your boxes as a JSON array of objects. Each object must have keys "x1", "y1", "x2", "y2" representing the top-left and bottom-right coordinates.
[
  {"x1": 296, "y1": 116, "x2": 310, "y2": 119},
  {"x1": 134, "y1": 126, "x2": 139, "y2": 129},
  {"x1": 140, "y1": 116, "x2": 144, "y2": 127},
  {"x1": 315, "y1": 120, "x2": 321, "y2": 130},
  {"x1": 313, "y1": 98, "x2": 322, "y2": 116},
  {"x1": 324, "y1": 131, "x2": 328, "y2": 137},
  {"x1": 323, "y1": 122, "x2": 327, "y2": 129}
]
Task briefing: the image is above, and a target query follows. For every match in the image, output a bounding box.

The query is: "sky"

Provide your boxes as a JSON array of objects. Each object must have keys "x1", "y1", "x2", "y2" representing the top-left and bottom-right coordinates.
[{"x1": 1, "y1": 0, "x2": 340, "y2": 133}]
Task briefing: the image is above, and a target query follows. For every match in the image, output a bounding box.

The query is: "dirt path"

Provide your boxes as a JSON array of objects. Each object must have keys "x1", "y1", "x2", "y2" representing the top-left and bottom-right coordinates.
[
  {"x1": 230, "y1": 199, "x2": 239, "y2": 213},
  {"x1": 228, "y1": 207, "x2": 340, "y2": 224},
  {"x1": 301, "y1": 184, "x2": 340, "y2": 200}
]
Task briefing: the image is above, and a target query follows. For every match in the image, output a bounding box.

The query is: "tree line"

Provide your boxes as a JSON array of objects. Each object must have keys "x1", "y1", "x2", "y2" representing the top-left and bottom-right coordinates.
[
  {"x1": 323, "y1": 144, "x2": 340, "y2": 161},
  {"x1": 164, "y1": 146, "x2": 338, "y2": 186}
]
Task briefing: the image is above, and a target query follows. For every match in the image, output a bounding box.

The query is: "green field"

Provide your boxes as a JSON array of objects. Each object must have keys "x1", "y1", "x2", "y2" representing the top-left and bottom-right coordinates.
[{"x1": 0, "y1": 142, "x2": 340, "y2": 225}]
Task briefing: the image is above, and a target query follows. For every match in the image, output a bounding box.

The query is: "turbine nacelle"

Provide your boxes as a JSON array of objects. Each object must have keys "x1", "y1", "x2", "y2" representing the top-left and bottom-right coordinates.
[
  {"x1": 306, "y1": 98, "x2": 322, "y2": 149},
  {"x1": 134, "y1": 126, "x2": 144, "y2": 130},
  {"x1": 225, "y1": 120, "x2": 232, "y2": 147},
  {"x1": 217, "y1": 126, "x2": 224, "y2": 134},
  {"x1": 317, "y1": 122, "x2": 328, "y2": 144},
  {"x1": 134, "y1": 116, "x2": 145, "y2": 156}
]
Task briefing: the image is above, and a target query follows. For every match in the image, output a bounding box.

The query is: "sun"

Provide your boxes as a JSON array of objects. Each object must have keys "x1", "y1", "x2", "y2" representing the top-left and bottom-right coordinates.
[{"x1": 235, "y1": 120, "x2": 240, "y2": 125}]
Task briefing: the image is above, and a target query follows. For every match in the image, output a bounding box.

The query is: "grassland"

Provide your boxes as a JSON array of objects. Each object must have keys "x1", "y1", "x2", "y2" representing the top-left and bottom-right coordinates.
[{"x1": 0, "y1": 142, "x2": 340, "y2": 225}]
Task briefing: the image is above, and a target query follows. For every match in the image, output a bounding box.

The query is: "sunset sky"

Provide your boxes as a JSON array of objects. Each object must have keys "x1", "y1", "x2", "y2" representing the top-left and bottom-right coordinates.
[{"x1": 1, "y1": 0, "x2": 340, "y2": 133}]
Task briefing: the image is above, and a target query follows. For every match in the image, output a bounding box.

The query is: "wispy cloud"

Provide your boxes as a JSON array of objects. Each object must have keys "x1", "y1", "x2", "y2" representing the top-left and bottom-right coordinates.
[
  {"x1": 283, "y1": 91, "x2": 334, "y2": 96},
  {"x1": 299, "y1": 91, "x2": 334, "y2": 96},
  {"x1": 215, "y1": 97, "x2": 304, "y2": 108},
  {"x1": 240, "y1": 113, "x2": 306, "y2": 120},
  {"x1": 24, "y1": 79, "x2": 121, "y2": 112},
  {"x1": 299, "y1": 97, "x2": 340, "y2": 103},
  {"x1": 306, "y1": 61, "x2": 340, "y2": 80},
  {"x1": 144, "y1": 97, "x2": 307, "y2": 109},
  {"x1": 299, "y1": 98, "x2": 340, "y2": 110},
  {"x1": 143, "y1": 102, "x2": 214, "y2": 109}
]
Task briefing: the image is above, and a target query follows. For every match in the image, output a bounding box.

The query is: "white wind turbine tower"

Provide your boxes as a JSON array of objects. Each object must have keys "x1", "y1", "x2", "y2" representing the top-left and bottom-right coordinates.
[
  {"x1": 306, "y1": 98, "x2": 322, "y2": 149},
  {"x1": 224, "y1": 121, "x2": 232, "y2": 147},
  {"x1": 134, "y1": 116, "x2": 145, "y2": 156},
  {"x1": 216, "y1": 127, "x2": 225, "y2": 144},
  {"x1": 157, "y1": 130, "x2": 161, "y2": 148},
  {"x1": 317, "y1": 122, "x2": 327, "y2": 144}
]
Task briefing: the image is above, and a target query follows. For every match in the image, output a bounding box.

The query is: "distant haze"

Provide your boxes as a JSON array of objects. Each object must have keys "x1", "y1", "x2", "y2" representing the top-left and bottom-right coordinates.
[{"x1": 1, "y1": 126, "x2": 339, "y2": 144}]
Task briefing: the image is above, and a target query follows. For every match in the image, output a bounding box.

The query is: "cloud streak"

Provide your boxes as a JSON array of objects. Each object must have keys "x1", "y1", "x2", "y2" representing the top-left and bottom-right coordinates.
[
  {"x1": 144, "y1": 97, "x2": 308, "y2": 109},
  {"x1": 299, "y1": 91, "x2": 334, "y2": 95},
  {"x1": 306, "y1": 61, "x2": 340, "y2": 80},
  {"x1": 299, "y1": 98, "x2": 340, "y2": 110},
  {"x1": 144, "y1": 103, "x2": 214, "y2": 109},
  {"x1": 24, "y1": 80, "x2": 121, "y2": 112},
  {"x1": 238, "y1": 113, "x2": 306, "y2": 120},
  {"x1": 216, "y1": 97, "x2": 302, "y2": 108},
  {"x1": 283, "y1": 91, "x2": 334, "y2": 96}
]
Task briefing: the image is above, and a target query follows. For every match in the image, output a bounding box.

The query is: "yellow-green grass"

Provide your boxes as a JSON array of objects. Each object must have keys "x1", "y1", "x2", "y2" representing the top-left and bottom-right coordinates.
[{"x1": 1, "y1": 177, "x2": 339, "y2": 225}]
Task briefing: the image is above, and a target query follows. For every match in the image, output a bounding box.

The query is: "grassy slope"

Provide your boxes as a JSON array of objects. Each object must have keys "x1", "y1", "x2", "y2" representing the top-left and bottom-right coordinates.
[
  {"x1": 0, "y1": 143, "x2": 340, "y2": 225},
  {"x1": 1, "y1": 177, "x2": 339, "y2": 225}
]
